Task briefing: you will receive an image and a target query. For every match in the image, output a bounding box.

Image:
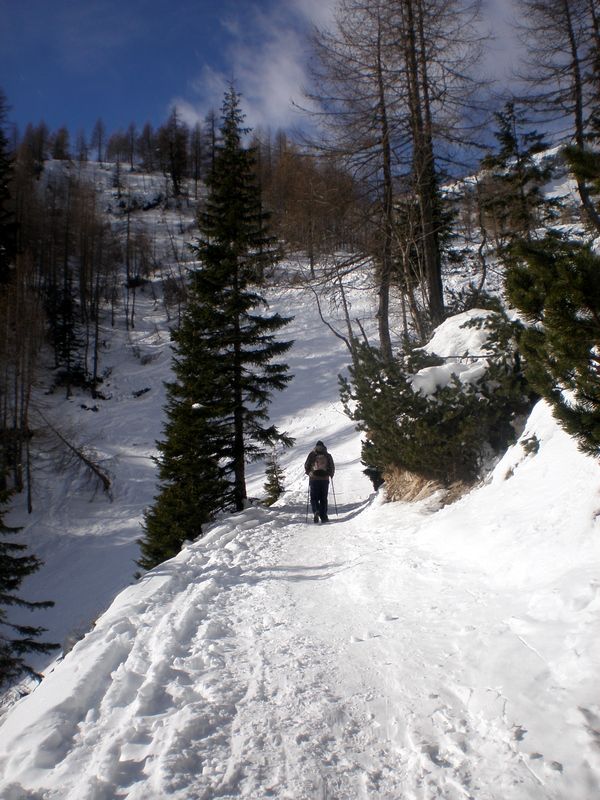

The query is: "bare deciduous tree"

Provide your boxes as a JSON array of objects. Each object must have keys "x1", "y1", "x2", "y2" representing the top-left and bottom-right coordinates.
[
  {"x1": 305, "y1": 0, "x2": 486, "y2": 351},
  {"x1": 91, "y1": 118, "x2": 106, "y2": 163},
  {"x1": 515, "y1": 0, "x2": 600, "y2": 232}
]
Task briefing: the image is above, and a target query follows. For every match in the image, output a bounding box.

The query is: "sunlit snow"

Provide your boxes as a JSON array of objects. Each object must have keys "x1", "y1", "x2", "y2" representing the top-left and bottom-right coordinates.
[{"x1": 0, "y1": 174, "x2": 598, "y2": 798}]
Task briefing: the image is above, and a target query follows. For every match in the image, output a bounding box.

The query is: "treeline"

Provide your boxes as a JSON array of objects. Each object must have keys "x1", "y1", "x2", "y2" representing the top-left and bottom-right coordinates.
[
  {"x1": 254, "y1": 131, "x2": 366, "y2": 266},
  {"x1": 13, "y1": 115, "x2": 366, "y2": 253},
  {"x1": 0, "y1": 96, "x2": 128, "y2": 501},
  {"x1": 13, "y1": 109, "x2": 211, "y2": 199}
]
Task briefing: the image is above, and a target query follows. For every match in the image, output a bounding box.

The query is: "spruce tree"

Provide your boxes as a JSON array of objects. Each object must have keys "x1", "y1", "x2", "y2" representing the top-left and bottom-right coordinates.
[
  {"x1": 0, "y1": 491, "x2": 58, "y2": 689},
  {"x1": 0, "y1": 89, "x2": 16, "y2": 286},
  {"x1": 263, "y1": 449, "x2": 286, "y2": 506},
  {"x1": 340, "y1": 316, "x2": 531, "y2": 487},
  {"x1": 139, "y1": 88, "x2": 293, "y2": 570},
  {"x1": 506, "y1": 232, "x2": 600, "y2": 456},
  {"x1": 480, "y1": 101, "x2": 555, "y2": 245}
]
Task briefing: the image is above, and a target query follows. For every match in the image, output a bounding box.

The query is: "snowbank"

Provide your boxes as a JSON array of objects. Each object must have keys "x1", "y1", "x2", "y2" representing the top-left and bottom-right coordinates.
[{"x1": 419, "y1": 400, "x2": 599, "y2": 586}]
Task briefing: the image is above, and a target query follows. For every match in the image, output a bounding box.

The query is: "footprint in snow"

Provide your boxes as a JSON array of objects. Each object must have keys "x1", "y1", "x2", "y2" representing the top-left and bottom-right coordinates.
[
  {"x1": 350, "y1": 631, "x2": 381, "y2": 642},
  {"x1": 422, "y1": 743, "x2": 453, "y2": 768},
  {"x1": 513, "y1": 725, "x2": 528, "y2": 741}
]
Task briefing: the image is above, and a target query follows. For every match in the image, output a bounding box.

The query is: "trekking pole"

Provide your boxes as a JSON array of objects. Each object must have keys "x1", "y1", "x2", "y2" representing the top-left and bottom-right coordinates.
[
  {"x1": 331, "y1": 479, "x2": 339, "y2": 517},
  {"x1": 305, "y1": 483, "x2": 310, "y2": 522}
]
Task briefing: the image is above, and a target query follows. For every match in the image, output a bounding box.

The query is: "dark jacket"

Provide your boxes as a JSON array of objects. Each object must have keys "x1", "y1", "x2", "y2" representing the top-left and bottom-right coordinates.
[{"x1": 305, "y1": 445, "x2": 335, "y2": 481}]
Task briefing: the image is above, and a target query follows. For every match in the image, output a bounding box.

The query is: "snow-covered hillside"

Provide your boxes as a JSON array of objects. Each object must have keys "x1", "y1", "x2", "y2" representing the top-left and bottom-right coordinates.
[{"x1": 1, "y1": 261, "x2": 599, "y2": 798}]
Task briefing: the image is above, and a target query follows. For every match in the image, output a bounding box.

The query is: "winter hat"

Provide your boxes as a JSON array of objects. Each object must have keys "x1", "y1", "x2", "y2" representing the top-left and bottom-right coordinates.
[{"x1": 316, "y1": 440, "x2": 325, "y2": 448}]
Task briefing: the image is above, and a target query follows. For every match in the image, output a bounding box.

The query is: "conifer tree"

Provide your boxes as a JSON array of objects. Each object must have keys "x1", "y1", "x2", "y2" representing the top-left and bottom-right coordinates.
[
  {"x1": 138, "y1": 397, "x2": 230, "y2": 569},
  {"x1": 506, "y1": 232, "x2": 600, "y2": 456},
  {"x1": 263, "y1": 449, "x2": 286, "y2": 506},
  {"x1": 480, "y1": 101, "x2": 555, "y2": 246},
  {"x1": 0, "y1": 491, "x2": 58, "y2": 688},
  {"x1": 340, "y1": 315, "x2": 531, "y2": 488},
  {"x1": 139, "y1": 88, "x2": 293, "y2": 570},
  {"x1": 0, "y1": 89, "x2": 16, "y2": 286}
]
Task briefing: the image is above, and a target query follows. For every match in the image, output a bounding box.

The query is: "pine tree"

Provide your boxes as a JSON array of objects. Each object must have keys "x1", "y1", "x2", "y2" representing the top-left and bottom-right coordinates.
[
  {"x1": 340, "y1": 315, "x2": 531, "y2": 488},
  {"x1": 263, "y1": 449, "x2": 285, "y2": 506},
  {"x1": 506, "y1": 232, "x2": 600, "y2": 456},
  {"x1": 0, "y1": 89, "x2": 16, "y2": 286},
  {"x1": 480, "y1": 101, "x2": 555, "y2": 246},
  {"x1": 0, "y1": 491, "x2": 58, "y2": 689},
  {"x1": 139, "y1": 88, "x2": 293, "y2": 570},
  {"x1": 46, "y1": 280, "x2": 86, "y2": 391}
]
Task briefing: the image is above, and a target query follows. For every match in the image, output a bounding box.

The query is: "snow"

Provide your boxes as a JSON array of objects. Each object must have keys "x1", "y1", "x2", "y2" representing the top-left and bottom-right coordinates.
[
  {"x1": 423, "y1": 309, "x2": 495, "y2": 360},
  {"x1": 409, "y1": 310, "x2": 496, "y2": 396},
  {"x1": 1, "y1": 223, "x2": 599, "y2": 796}
]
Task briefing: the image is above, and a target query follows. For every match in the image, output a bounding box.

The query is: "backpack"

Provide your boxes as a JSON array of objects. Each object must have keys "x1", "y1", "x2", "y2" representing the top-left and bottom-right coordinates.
[{"x1": 312, "y1": 452, "x2": 329, "y2": 477}]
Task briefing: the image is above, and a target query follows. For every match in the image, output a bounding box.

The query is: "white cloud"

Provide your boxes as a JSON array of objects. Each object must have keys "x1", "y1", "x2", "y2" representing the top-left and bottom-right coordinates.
[
  {"x1": 285, "y1": 0, "x2": 336, "y2": 30},
  {"x1": 229, "y1": 24, "x2": 308, "y2": 130},
  {"x1": 173, "y1": 65, "x2": 230, "y2": 127},
  {"x1": 171, "y1": 0, "x2": 337, "y2": 132}
]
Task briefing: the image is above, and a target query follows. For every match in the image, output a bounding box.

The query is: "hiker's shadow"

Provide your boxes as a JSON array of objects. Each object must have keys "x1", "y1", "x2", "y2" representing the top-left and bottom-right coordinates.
[{"x1": 281, "y1": 492, "x2": 378, "y2": 523}]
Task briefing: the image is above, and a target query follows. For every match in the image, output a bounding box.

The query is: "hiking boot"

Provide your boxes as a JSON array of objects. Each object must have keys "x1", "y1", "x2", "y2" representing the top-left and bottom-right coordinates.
[
  {"x1": 320, "y1": 515, "x2": 329, "y2": 523},
  {"x1": 313, "y1": 513, "x2": 320, "y2": 523}
]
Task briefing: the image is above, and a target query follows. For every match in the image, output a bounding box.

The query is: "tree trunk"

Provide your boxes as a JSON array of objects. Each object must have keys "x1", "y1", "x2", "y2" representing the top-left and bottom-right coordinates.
[
  {"x1": 562, "y1": 0, "x2": 600, "y2": 233},
  {"x1": 232, "y1": 264, "x2": 247, "y2": 511},
  {"x1": 405, "y1": 0, "x2": 444, "y2": 328},
  {"x1": 375, "y1": 16, "x2": 395, "y2": 361}
]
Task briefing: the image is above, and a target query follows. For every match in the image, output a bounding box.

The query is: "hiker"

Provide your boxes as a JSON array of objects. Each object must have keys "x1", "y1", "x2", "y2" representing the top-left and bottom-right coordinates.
[{"x1": 304, "y1": 440, "x2": 335, "y2": 523}]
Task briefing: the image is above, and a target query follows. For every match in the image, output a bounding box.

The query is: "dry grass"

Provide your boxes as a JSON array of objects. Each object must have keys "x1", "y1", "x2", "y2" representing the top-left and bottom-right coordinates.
[{"x1": 382, "y1": 466, "x2": 471, "y2": 505}]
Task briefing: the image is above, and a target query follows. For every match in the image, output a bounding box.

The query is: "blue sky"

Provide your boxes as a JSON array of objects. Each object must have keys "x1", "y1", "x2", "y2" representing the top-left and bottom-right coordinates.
[
  {"x1": 1, "y1": 0, "x2": 516, "y2": 139},
  {"x1": 0, "y1": 0, "x2": 333, "y2": 137}
]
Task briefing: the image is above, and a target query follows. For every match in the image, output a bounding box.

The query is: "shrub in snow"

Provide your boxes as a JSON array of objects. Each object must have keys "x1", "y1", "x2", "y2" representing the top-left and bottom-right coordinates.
[{"x1": 340, "y1": 311, "x2": 533, "y2": 495}]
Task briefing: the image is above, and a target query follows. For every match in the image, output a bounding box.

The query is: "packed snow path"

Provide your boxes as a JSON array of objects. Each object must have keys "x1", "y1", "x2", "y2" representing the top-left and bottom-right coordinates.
[{"x1": 1, "y1": 428, "x2": 599, "y2": 800}]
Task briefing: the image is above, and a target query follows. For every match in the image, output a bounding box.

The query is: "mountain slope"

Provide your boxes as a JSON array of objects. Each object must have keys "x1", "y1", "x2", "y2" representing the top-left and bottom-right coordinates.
[{"x1": 0, "y1": 278, "x2": 599, "y2": 799}]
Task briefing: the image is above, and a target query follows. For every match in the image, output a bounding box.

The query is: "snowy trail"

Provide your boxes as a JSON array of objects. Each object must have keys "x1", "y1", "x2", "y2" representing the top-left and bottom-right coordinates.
[
  {"x1": 224, "y1": 498, "x2": 555, "y2": 800},
  {"x1": 1, "y1": 459, "x2": 599, "y2": 799},
  {"x1": 215, "y1": 493, "x2": 597, "y2": 800}
]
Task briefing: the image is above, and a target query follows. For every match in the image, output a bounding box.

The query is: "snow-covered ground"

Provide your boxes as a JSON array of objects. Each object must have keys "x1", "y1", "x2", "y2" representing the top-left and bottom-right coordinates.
[{"x1": 1, "y1": 256, "x2": 599, "y2": 798}]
